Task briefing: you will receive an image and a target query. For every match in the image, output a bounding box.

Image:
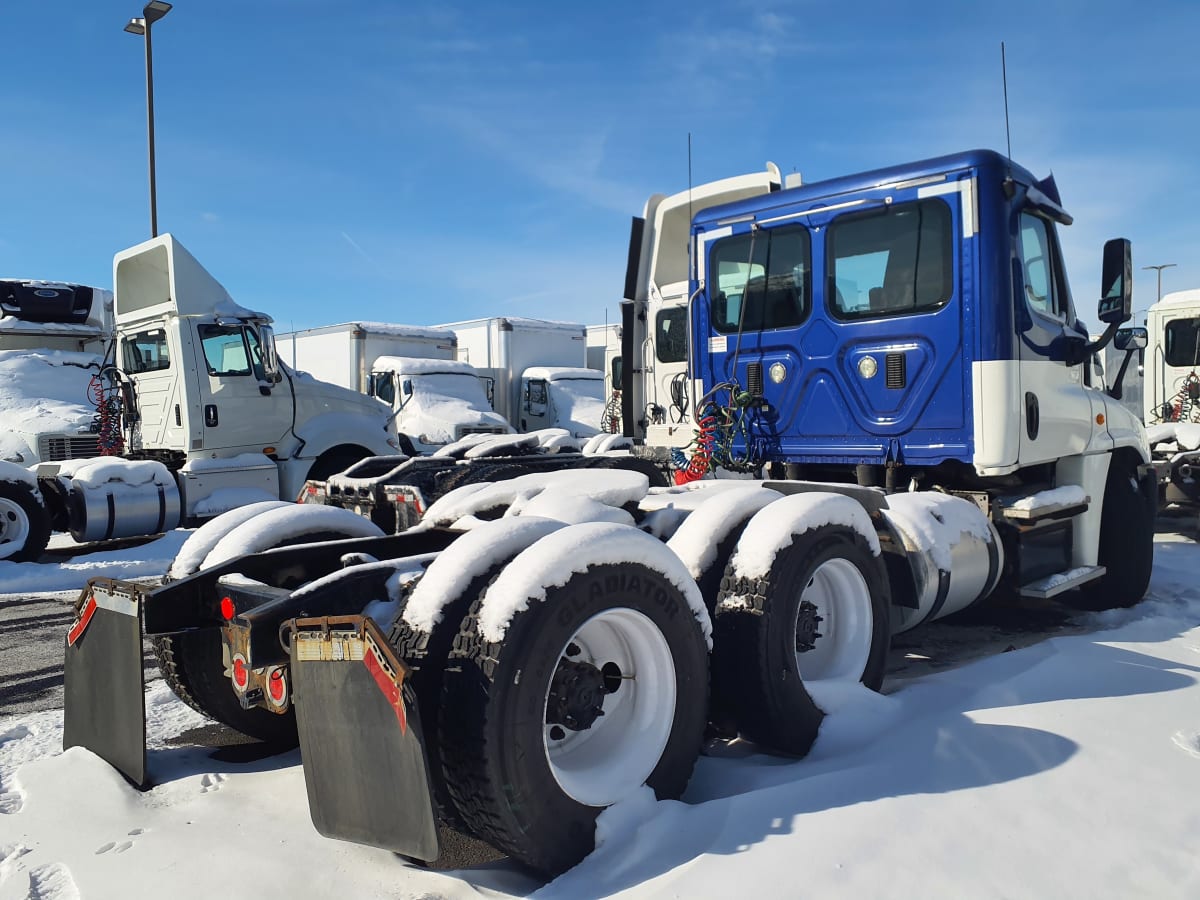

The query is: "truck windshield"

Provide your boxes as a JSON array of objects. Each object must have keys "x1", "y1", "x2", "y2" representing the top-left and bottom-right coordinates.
[
  {"x1": 829, "y1": 198, "x2": 952, "y2": 318},
  {"x1": 709, "y1": 224, "x2": 810, "y2": 333}
]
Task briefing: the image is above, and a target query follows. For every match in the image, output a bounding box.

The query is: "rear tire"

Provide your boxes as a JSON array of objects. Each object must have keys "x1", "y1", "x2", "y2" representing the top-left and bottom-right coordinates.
[
  {"x1": 438, "y1": 561, "x2": 708, "y2": 876},
  {"x1": 0, "y1": 479, "x2": 51, "y2": 563},
  {"x1": 712, "y1": 525, "x2": 890, "y2": 756},
  {"x1": 1074, "y1": 456, "x2": 1155, "y2": 610}
]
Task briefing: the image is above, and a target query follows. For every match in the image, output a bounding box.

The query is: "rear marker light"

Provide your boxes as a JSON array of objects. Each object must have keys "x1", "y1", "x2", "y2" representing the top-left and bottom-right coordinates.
[
  {"x1": 232, "y1": 656, "x2": 248, "y2": 690},
  {"x1": 220, "y1": 596, "x2": 235, "y2": 620},
  {"x1": 268, "y1": 669, "x2": 287, "y2": 704}
]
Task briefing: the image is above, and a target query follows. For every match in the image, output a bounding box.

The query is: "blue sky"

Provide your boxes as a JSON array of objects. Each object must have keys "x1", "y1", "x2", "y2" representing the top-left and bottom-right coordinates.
[{"x1": 3, "y1": 0, "x2": 1197, "y2": 331}]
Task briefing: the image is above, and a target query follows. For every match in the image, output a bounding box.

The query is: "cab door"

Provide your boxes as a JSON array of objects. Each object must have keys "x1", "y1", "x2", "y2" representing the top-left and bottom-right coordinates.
[
  {"x1": 191, "y1": 323, "x2": 293, "y2": 453},
  {"x1": 1014, "y1": 211, "x2": 1099, "y2": 464}
]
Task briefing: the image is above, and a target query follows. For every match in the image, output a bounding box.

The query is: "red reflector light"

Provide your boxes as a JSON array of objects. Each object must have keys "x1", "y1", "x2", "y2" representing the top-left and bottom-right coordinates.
[
  {"x1": 268, "y1": 670, "x2": 286, "y2": 702},
  {"x1": 232, "y1": 657, "x2": 248, "y2": 689},
  {"x1": 220, "y1": 596, "x2": 235, "y2": 620}
]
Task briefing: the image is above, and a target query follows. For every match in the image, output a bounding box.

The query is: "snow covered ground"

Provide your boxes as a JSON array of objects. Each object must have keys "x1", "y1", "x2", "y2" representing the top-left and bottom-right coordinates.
[{"x1": 1, "y1": 529, "x2": 1199, "y2": 898}]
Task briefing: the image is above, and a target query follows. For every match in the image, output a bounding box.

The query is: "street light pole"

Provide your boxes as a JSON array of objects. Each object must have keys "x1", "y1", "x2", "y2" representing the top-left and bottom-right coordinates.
[
  {"x1": 124, "y1": 2, "x2": 172, "y2": 239},
  {"x1": 1142, "y1": 263, "x2": 1176, "y2": 304}
]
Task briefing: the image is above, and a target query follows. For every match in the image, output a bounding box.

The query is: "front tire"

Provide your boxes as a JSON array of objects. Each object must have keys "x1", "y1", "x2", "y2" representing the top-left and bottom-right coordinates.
[
  {"x1": 439, "y1": 561, "x2": 709, "y2": 876},
  {"x1": 1075, "y1": 456, "x2": 1155, "y2": 610},
  {"x1": 0, "y1": 479, "x2": 51, "y2": 563}
]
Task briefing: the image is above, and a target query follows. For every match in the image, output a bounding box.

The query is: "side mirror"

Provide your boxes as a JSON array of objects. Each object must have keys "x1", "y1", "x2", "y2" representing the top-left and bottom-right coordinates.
[
  {"x1": 258, "y1": 324, "x2": 282, "y2": 382},
  {"x1": 1113, "y1": 326, "x2": 1148, "y2": 352},
  {"x1": 1097, "y1": 239, "x2": 1132, "y2": 325}
]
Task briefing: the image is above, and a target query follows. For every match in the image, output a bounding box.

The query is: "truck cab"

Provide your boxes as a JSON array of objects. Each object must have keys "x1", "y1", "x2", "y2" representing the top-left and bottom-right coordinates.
[
  {"x1": 368, "y1": 356, "x2": 512, "y2": 454},
  {"x1": 519, "y1": 366, "x2": 606, "y2": 437},
  {"x1": 674, "y1": 149, "x2": 1143, "y2": 478},
  {"x1": 112, "y1": 235, "x2": 395, "y2": 508}
]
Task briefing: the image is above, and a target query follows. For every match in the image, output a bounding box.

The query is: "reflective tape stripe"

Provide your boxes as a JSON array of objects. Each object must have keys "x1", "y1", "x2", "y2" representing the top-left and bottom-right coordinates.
[{"x1": 66, "y1": 596, "x2": 98, "y2": 647}]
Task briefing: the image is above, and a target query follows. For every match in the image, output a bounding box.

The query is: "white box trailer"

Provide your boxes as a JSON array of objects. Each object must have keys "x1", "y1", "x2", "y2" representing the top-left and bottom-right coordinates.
[
  {"x1": 276, "y1": 322, "x2": 458, "y2": 393},
  {"x1": 440, "y1": 316, "x2": 586, "y2": 426}
]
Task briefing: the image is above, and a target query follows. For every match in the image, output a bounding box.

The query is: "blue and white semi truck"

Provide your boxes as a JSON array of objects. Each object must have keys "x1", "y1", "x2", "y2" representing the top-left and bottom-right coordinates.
[{"x1": 64, "y1": 149, "x2": 1155, "y2": 876}]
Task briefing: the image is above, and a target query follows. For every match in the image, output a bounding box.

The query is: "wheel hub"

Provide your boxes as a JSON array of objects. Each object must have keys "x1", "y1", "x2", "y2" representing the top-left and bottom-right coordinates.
[
  {"x1": 795, "y1": 600, "x2": 823, "y2": 653},
  {"x1": 546, "y1": 658, "x2": 610, "y2": 731}
]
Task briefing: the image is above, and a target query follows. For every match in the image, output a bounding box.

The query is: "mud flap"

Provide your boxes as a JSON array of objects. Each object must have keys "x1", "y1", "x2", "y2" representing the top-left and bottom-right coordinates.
[
  {"x1": 63, "y1": 579, "x2": 148, "y2": 787},
  {"x1": 289, "y1": 615, "x2": 440, "y2": 862}
]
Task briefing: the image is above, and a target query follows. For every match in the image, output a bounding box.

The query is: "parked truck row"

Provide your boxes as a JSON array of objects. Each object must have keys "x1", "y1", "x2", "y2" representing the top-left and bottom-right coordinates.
[{"x1": 60, "y1": 148, "x2": 1156, "y2": 877}]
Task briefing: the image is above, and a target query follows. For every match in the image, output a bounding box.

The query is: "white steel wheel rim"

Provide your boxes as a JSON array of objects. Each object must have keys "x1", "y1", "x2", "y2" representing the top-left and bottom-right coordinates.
[
  {"x1": 0, "y1": 496, "x2": 31, "y2": 560},
  {"x1": 793, "y1": 557, "x2": 874, "y2": 683},
  {"x1": 543, "y1": 607, "x2": 676, "y2": 807}
]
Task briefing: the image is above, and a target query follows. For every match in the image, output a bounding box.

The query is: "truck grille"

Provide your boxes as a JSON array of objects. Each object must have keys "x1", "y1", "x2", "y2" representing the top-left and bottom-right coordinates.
[
  {"x1": 460, "y1": 426, "x2": 506, "y2": 436},
  {"x1": 38, "y1": 435, "x2": 101, "y2": 461}
]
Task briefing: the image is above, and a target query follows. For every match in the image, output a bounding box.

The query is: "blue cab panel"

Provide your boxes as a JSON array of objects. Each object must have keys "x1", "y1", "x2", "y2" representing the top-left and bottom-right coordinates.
[{"x1": 689, "y1": 149, "x2": 1056, "y2": 469}]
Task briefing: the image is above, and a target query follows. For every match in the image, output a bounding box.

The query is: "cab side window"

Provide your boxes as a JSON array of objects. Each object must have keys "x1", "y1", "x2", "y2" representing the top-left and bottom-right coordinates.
[
  {"x1": 198, "y1": 324, "x2": 253, "y2": 376},
  {"x1": 1019, "y1": 212, "x2": 1072, "y2": 322},
  {"x1": 122, "y1": 328, "x2": 171, "y2": 372}
]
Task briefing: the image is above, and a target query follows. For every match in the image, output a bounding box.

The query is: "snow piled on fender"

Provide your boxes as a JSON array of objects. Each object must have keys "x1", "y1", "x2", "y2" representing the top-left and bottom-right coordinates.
[
  {"x1": 402, "y1": 517, "x2": 566, "y2": 633},
  {"x1": 423, "y1": 468, "x2": 648, "y2": 527},
  {"x1": 728, "y1": 492, "x2": 881, "y2": 581},
  {"x1": 200, "y1": 505, "x2": 384, "y2": 570},
  {"x1": 167, "y1": 500, "x2": 295, "y2": 579},
  {"x1": 476, "y1": 522, "x2": 711, "y2": 647},
  {"x1": 666, "y1": 485, "x2": 783, "y2": 580}
]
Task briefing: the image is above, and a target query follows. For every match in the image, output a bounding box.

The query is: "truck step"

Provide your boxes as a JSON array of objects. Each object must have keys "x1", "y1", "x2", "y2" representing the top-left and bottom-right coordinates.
[
  {"x1": 1018, "y1": 565, "x2": 1105, "y2": 600},
  {"x1": 996, "y1": 487, "x2": 1090, "y2": 524}
]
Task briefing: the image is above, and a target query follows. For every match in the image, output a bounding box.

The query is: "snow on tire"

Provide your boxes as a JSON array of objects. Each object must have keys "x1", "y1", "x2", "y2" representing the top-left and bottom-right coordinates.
[
  {"x1": 0, "y1": 477, "x2": 51, "y2": 563},
  {"x1": 438, "y1": 523, "x2": 710, "y2": 876},
  {"x1": 712, "y1": 493, "x2": 890, "y2": 757}
]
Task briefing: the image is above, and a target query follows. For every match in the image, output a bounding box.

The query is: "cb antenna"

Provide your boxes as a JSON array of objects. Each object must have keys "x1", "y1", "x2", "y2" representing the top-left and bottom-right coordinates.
[
  {"x1": 687, "y1": 133, "x2": 694, "y2": 278},
  {"x1": 1000, "y1": 41, "x2": 1014, "y2": 189}
]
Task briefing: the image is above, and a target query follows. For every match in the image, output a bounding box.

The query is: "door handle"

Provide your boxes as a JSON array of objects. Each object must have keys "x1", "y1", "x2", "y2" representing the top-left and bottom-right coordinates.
[{"x1": 204, "y1": 404, "x2": 219, "y2": 427}]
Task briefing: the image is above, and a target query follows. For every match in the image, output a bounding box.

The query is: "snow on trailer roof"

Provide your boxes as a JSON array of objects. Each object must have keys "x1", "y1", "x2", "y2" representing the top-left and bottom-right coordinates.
[
  {"x1": 370, "y1": 356, "x2": 478, "y2": 375},
  {"x1": 523, "y1": 366, "x2": 603, "y2": 381}
]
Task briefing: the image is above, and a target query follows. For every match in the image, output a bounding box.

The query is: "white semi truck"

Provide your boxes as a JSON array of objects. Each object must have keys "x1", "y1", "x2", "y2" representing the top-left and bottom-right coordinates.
[
  {"x1": 1141, "y1": 288, "x2": 1200, "y2": 507},
  {"x1": 0, "y1": 235, "x2": 396, "y2": 562},
  {"x1": 65, "y1": 149, "x2": 1155, "y2": 878}
]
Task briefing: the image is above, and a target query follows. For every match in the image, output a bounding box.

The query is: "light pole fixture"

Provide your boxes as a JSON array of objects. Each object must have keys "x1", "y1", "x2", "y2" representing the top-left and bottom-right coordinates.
[
  {"x1": 1142, "y1": 263, "x2": 1176, "y2": 304},
  {"x1": 124, "y1": 1, "x2": 173, "y2": 238}
]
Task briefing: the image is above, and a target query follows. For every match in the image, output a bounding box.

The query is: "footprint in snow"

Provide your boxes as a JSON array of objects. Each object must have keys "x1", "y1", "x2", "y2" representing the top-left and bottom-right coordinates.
[
  {"x1": 200, "y1": 773, "x2": 227, "y2": 793},
  {"x1": 1, "y1": 844, "x2": 33, "y2": 886},
  {"x1": 95, "y1": 828, "x2": 146, "y2": 855},
  {"x1": 25, "y1": 862, "x2": 80, "y2": 900}
]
